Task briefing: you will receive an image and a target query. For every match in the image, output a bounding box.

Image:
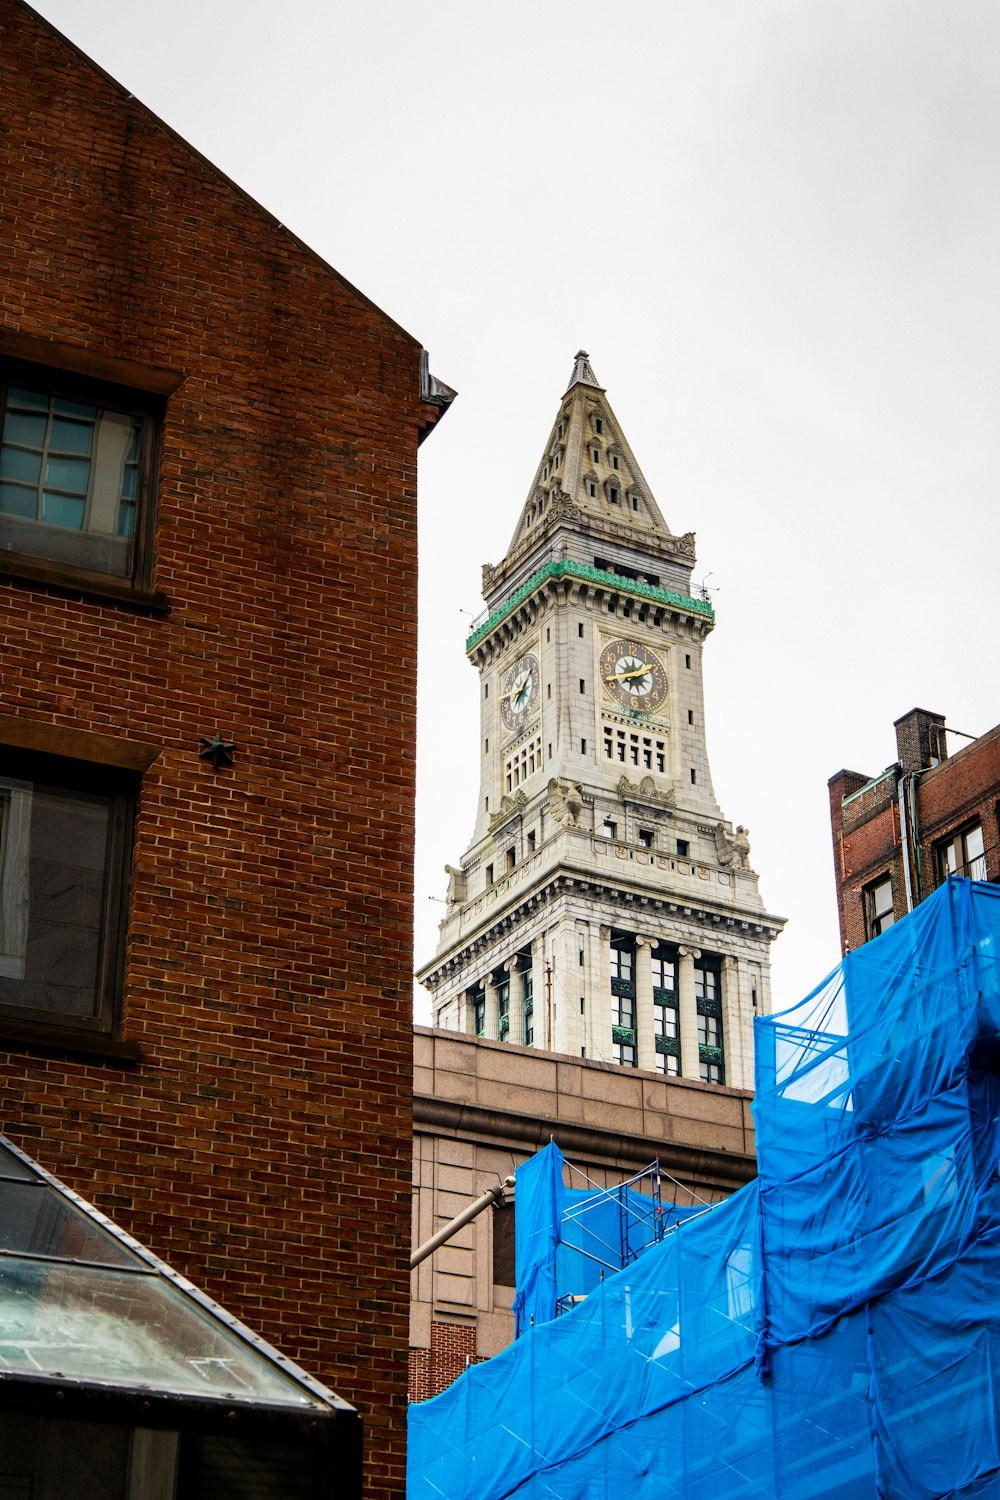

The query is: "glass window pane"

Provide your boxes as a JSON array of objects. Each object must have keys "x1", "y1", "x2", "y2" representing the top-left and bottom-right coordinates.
[
  {"x1": 0, "y1": 1179, "x2": 143, "y2": 1267},
  {"x1": 49, "y1": 416, "x2": 94, "y2": 454},
  {"x1": 0, "y1": 783, "x2": 112, "y2": 1020},
  {"x1": 7, "y1": 386, "x2": 48, "y2": 410},
  {"x1": 117, "y1": 499, "x2": 135, "y2": 538},
  {"x1": 968, "y1": 825, "x2": 985, "y2": 860},
  {"x1": 52, "y1": 396, "x2": 98, "y2": 419},
  {"x1": 0, "y1": 1257, "x2": 327, "y2": 1406},
  {"x1": 0, "y1": 482, "x2": 37, "y2": 518},
  {"x1": 2, "y1": 410, "x2": 47, "y2": 447},
  {"x1": 44, "y1": 455, "x2": 91, "y2": 492},
  {"x1": 42, "y1": 491, "x2": 86, "y2": 529},
  {"x1": 0, "y1": 447, "x2": 41, "y2": 483}
]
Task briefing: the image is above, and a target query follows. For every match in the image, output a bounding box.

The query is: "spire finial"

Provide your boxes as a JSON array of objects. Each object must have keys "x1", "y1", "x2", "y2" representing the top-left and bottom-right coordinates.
[{"x1": 567, "y1": 350, "x2": 601, "y2": 391}]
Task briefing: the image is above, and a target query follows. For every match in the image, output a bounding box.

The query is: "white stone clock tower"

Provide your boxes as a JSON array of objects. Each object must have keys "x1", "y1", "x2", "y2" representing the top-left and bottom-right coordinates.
[{"x1": 417, "y1": 354, "x2": 784, "y2": 1090}]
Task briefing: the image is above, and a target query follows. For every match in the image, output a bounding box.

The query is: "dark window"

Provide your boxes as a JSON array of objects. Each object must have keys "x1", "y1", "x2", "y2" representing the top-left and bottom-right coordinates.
[
  {"x1": 493, "y1": 1202, "x2": 516, "y2": 1285},
  {"x1": 527, "y1": 830, "x2": 536, "y2": 853},
  {"x1": 0, "y1": 751, "x2": 134, "y2": 1037},
  {"x1": 578, "y1": 623, "x2": 584, "y2": 638},
  {"x1": 610, "y1": 933, "x2": 637, "y2": 1067},
  {"x1": 695, "y1": 957, "x2": 724, "y2": 1084},
  {"x1": 472, "y1": 983, "x2": 486, "y2": 1037},
  {"x1": 685, "y1": 654, "x2": 691, "y2": 669},
  {"x1": 521, "y1": 957, "x2": 533, "y2": 1046},
  {"x1": 638, "y1": 828, "x2": 654, "y2": 849},
  {"x1": 0, "y1": 364, "x2": 160, "y2": 589},
  {"x1": 485, "y1": 864, "x2": 494, "y2": 885},
  {"x1": 937, "y1": 822, "x2": 987, "y2": 883},
  {"x1": 653, "y1": 944, "x2": 679, "y2": 1076},
  {"x1": 497, "y1": 975, "x2": 510, "y2": 1041},
  {"x1": 505, "y1": 848, "x2": 515, "y2": 871},
  {"x1": 864, "y1": 875, "x2": 896, "y2": 939},
  {"x1": 676, "y1": 839, "x2": 690, "y2": 857},
  {"x1": 688, "y1": 710, "x2": 694, "y2": 724}
]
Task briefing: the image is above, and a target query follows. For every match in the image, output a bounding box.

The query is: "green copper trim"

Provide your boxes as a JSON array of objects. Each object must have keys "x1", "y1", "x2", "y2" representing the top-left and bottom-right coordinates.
[{"x1": 466, "y1": 560, "x2": 714, "y2": 651}]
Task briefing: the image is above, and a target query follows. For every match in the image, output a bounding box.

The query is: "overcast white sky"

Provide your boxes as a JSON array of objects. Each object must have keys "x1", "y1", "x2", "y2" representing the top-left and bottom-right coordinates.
[{"x1": 30, "y1": 0, "x2": 1000, "y2": 1016}]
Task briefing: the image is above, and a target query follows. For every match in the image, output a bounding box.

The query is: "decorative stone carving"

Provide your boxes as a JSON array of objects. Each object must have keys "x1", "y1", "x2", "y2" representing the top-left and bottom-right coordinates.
[
  {"x1": 547, "y1": 777, "x2": 585, "y2": 828},
  {"x1": 482, "y1": 561, "x2": 499, "y2": 592},
  {"x1": 715, "y1": 822, "x2": 751, "y2": 872},
  {"x1": 617, "y1": 775, "x2": 676, "y2": 809},
  {"x1": 488, "y1": 790, "x2": 527, "y2": 831},
  {"x1": 444, "y1": 865, "x2": 467, "y2": 907}
]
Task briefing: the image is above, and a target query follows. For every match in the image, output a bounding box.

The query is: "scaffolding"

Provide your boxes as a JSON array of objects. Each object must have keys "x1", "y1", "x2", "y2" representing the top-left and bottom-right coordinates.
[{"x1": 409, "y1": 878, "x2": 1000, "y2": 1500}]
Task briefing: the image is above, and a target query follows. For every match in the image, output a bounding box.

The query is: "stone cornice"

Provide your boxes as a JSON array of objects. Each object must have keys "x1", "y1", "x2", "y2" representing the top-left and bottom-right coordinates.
[
  {"x1": 413, "y1": 1093, "x2": 757, "y2": 1190},
  {"x1": 467, "y1": 559, "x2": 713, "y2": 653},
  {"x1": 417, "y1": 867, "x2": 785, "y2": 988}
]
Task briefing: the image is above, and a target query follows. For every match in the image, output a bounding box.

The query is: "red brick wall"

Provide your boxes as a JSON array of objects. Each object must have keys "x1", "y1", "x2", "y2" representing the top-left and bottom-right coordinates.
[
  {"x1": 0, "y1": 4, "x2": 440, "y2": 1493},
  {"x1": 409, "y1": 1322, "x2": 484, "y2": 1403},
  {"x1": 829, "y1": 727, "x2": 1000, "y2": 955}
]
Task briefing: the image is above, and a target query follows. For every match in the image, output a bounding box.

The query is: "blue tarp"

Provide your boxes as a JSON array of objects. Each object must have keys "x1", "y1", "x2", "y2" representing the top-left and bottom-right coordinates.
[{"x1": 409, "y1": 879, "x2": 1000, "y2": 1500}]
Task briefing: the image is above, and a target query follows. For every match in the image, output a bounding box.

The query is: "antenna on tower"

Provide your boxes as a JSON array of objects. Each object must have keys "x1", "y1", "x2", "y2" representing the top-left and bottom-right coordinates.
[{"x1": 698, "y1": 572, "x2": 718, "y2": 602}]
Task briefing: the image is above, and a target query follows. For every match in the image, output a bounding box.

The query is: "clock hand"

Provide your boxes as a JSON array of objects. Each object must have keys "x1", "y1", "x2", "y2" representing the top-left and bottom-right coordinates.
[
  {"x1": 502, "y1": 671, "x2": 530, "y2": 701},
  {"x1": 604, "y1": 663, "x2": 654, "y2": 683}
]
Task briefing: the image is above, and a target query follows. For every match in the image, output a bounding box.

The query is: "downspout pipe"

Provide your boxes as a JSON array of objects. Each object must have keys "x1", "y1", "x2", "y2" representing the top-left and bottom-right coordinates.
[
  {"x1": 410, "y1": 1177, "x2": 515, "y2": 1270},
  {"x1": 899, "y1": 770, "x2": 916, "y2": 915}
]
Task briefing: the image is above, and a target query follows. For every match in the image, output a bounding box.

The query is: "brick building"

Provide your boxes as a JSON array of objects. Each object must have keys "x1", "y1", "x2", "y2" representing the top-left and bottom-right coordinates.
[
  {"x1": 829, "y1": 707, "x2": 1000, "y2": 952},
  {"x1": 0, "y1": 3, "x2": 449, "y2": 1494}
]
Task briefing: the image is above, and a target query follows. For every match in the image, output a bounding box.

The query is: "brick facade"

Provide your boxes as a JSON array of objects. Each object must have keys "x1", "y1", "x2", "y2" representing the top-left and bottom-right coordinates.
[
  {"x1": 0, "y1": 4, "x2": 445, "y2": 1495},
  {"x1": 829, "y1": 709, "x2": 1000, "y2": 954}
]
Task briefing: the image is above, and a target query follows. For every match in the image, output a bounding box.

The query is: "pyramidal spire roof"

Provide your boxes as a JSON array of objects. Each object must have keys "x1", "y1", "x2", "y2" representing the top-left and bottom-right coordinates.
[{"x1": 503, "y1": 351, "x2": 673, "y2": 560}]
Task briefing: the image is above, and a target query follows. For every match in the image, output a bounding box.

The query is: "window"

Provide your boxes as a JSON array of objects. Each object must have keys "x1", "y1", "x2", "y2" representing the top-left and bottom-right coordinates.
[
  {"x1": 472, "y1": 983, "x2": 486, "y2": 1037},
  {"x1": 578, "y1": 623, "x2": 584, "y2": 638},
  {"x1": 594, "y1": 418, "x2": 603, "y2": 435},
  {"x1": 0, "y1": 751, "x2": 134, "y2": 1037},
  {"x1": 581, "y1": 739, "x2": 587, "y2": 755},
  {"x1": 497, "y1": 975, "x2": 510, "y2": 1041},
  {"x1": 690, "y1": 768, "x2": 697, "y2": 784},
  {"x1": 602, "y1": 818, "x2": 618, "y2": 841},
  {"x1": 505, "y1": 848, "x2": 516, "y2": 872},
  {"x1": 610, "y1": 934, "x2": 637, "y2": 1067},
  {"x1": 864, "y1": 876, "x2": 896, "y2": 939},
  {"x1": 676, "y1": 839, "x2": 690, "y2": 857},
  {"x1": 505, "y1": 736, "x2": 542, "y2": 792},
  {"x1": 653, "y1": 945, "x2": 679, "y2": 1075},
  {"x1": 493, "y1": 1201, "x2": 516, "y2": 1284},
  {"x1": 688, "y1": 710, "x2": 694, "y2": 724},
  {"x1": 521, "y1": 957, "x2": 533, "y2": 1046},
  {"x1": 0, "y1": 364, "x2": 160, "y2": 589},
  {"x1": 695, "y1": 958, "x2": 724, "y2": 1084},
  {"x1": 685, "y1": 654, "x2": 691, "y2": 669},
  {"x1": 638, "y1": 829, "x2": 654, "y2": 849},
  {"x1": 937, "y1": 822, "x2": 987, "y2": 883},
  {"x1": 485, "y1": 863, "x2": 494, "y2": 886},
  {"x1": 526, "y1": 830, "x2": 536, "y2": 854}
]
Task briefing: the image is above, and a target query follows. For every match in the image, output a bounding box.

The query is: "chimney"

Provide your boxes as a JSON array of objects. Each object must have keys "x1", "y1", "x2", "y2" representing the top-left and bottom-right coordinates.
[{"x1": 893, "y1": 708, "x2": 947, "y2": 773}]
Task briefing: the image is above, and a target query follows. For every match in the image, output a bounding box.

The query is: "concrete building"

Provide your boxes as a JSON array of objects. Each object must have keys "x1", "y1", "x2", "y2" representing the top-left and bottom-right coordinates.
[
  {"x1": 418, "y1": 352, "x2": 784, "y2": 1087},
  {"x1": 409, "y1": 1026, "x2": 758, "y2": 1398},
  {"x1": 0, "y1": 4, "x2": 449, "y2": 1494},
  {"x1": 829, "y1": 706, "x2": 1000, "y2": 952},
  {"x1": 410, "y1": 355, "x2": 783, "y2": 1398}
]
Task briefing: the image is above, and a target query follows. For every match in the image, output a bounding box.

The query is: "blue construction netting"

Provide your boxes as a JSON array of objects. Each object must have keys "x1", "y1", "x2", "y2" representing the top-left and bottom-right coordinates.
[{"x1": 409, "y1": 879, "x2": 1000, "y2": 1500}]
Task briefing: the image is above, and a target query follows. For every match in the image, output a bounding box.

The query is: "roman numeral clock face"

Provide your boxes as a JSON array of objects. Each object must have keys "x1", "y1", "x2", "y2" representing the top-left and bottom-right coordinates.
[
  {"x1": 500, "y1": 652, "x2": 540, "y2": 731},
  {"x1": 600, "y1": 637, "x2": 669, "y2": 713}
]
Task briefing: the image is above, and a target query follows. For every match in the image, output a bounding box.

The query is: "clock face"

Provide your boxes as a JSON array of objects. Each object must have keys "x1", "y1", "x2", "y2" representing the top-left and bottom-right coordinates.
[
  {"x1": 600, "y1": 637, "x2": 669, "y2": 713},
  {"x1": 500, "y1": 652, "x2": 540, "y2": 731}
]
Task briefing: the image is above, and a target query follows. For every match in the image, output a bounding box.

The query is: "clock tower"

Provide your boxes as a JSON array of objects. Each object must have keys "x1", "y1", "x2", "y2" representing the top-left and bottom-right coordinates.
[{"x1": 418, "y1": 354, "x2": 784, "y2": 1089}]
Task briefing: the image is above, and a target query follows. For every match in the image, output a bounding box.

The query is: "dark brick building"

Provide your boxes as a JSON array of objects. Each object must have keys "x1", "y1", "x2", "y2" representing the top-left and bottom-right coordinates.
[
  {"x1": 829, "y1": 707, "x2": 1000, "y2": 953},
  {"x1": 0, "y1": 3, "x2": 449, "y2": 1494}
]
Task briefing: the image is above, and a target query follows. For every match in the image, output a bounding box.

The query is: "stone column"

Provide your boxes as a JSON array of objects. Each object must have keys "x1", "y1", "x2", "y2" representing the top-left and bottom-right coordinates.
[
  {"x1": 511, "y1": 955, "x2": 527, "y2": 1047},
  {"x1": 455, "y1": 989, "x2": 470, "y2": 1036},
  {"x1": 589, "y1": 925, "x2": 612, "y2": 1063},
  {"x1": 635, "y1": 936, "x2": 656, "y2": 1072},
  {"x1": 484, "y1": 969, "x2": 500, "y2": 1041},
  {"x1": 677, "y1": 945, "x2": 701, "y2": 1081}
]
